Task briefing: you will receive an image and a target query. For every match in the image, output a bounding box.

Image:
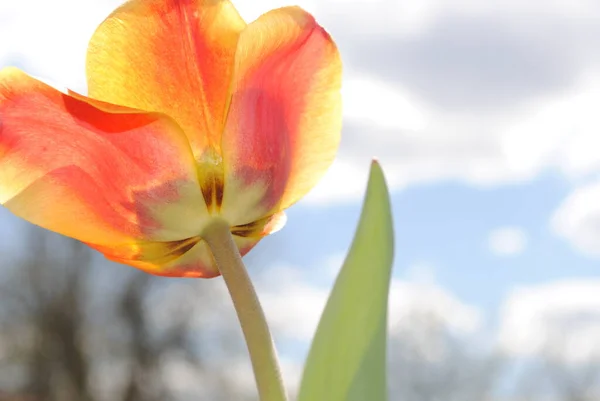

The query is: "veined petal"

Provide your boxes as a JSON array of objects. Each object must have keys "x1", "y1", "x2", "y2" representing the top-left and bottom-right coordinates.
[
  {"x1": 86, "y1": 0, "x2": 246, "y2": 166},
  {"x1": 0, "y1": 68, "x2": 209, "y2": 267},
  {"x1": 220, "y1": 7, "x2": 342, "y2": 225},
  {"x1": 89, "y1": 211, "x2": 287, "y2": 277},
  {"x1": 87, "y1": 238, "x2": 217, "y2": 278}
]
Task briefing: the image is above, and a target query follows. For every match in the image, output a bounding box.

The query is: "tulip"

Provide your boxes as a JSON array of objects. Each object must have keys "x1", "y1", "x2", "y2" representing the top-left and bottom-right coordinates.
[
  {"x1": 0, "y1": 0, "x2": 342, "y2": 279},
  {"x1": 1, "y1": 2, "x2": 342, "y2": 399}
]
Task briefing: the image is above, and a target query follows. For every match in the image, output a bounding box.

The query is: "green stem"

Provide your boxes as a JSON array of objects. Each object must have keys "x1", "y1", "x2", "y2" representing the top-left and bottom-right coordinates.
[{"x1": 203, "y1": 218, "x2": 288, "y2": 401}]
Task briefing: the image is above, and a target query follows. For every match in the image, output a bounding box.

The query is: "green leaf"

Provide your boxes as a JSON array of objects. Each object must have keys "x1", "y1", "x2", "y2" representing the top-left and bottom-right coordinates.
[{"x1": 297, "y1": 160, "x2": 395, "y2": 401}]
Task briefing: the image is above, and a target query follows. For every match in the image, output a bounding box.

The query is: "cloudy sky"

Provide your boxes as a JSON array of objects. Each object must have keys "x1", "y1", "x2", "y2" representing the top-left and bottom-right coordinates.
[{"x1": 2, "y1": 0, "x2": 600, "y2": 396}]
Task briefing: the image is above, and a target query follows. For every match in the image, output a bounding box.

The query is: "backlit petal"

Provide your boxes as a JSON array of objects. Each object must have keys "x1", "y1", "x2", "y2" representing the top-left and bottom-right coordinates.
[
  {"x1": 0, "y1": 68, "x2": 211, "y2": 274},
  {"x1": 89, "y1": 211, "x2": 286, "y2": 277},
  {"x1": 86, "y1": 0, "x2": 246, "y2": 166},
  {"x1": 220, "y1": 7, "x2": 342, "y2": 225}
]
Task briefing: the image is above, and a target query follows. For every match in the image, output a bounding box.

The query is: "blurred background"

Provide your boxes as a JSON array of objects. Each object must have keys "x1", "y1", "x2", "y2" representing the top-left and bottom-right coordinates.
[{"x1": 1, "y1": 0, "x2": 600, "y2": 400}]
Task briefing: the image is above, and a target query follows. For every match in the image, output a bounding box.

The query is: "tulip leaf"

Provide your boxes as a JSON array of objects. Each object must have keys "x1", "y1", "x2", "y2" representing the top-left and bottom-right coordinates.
[{"x1": 297, "y1": 160, "x2": 394, "y2": 401}]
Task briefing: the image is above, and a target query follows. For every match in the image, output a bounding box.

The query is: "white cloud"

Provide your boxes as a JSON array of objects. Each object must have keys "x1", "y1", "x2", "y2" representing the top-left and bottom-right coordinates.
[
  {"x1": 502, "y1": 73, "x2": 600, "y2": 180},
  {"x1": 257, "y1": 265, "x2": 330, "y2": 342},
  {"x1": 529, "y1": 74, "x2": 600, "y2": 256},
  {"x1": 318, "y1": 0, "x2": 600, "y2": 41},
  {"x1": 404, "y1": 261, "x2": 437, "y2": 284},
  {"x1": 235, "y1": 0, "x2": 317, "y2": 22},
  {"x1": 305, "y1": 70, "x2": 600, "y2": 206},
  {"x1": 498, "y1": 280, "x2": 600, "y2": 364},
  {"x1": 304, "y1": 158, "x2": 371, "y2": 205},
  {"x1": 0, "y1": 0, "x2": 122, "y2": 91},
  {"x1": 552, "y1": 180, "x2": 600, "y2": 257},
  {"x1": 317, "y1": 0, "x2": 440, "y2": 38},
  {"x1": 488, "y1": 227, "x2": 528, "y2": 256},
  {"x1": 254, "y1": 262, "x2": 481, "y2": 343},
  {"x1": 388, "y1": 279, "x2": 482, "y2": 335},
  {"x1": 342, "y1": 76, "x2": 431, "y2": 131}
]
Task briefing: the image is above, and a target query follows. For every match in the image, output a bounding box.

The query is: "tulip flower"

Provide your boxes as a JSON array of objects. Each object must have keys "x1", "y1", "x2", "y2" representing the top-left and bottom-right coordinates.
[
  {"x1": 1, "y1": 2, "x2": 341, "y2": 399},
  {"x1": 0, "y1": 0, "x2": 341, "y2": 279}
]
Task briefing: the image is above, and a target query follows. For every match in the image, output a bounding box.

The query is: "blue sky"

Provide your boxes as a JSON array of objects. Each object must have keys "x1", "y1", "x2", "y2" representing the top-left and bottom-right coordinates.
[
  {"x1": 2, "y1": 0, "x2": 600, "y2": 396},
  {"x1": 270, "y1": 169, "x2": 599, "y2": 329}
]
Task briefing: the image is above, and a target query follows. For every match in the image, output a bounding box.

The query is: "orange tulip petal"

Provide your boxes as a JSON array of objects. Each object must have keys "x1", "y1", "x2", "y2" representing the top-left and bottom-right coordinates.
[
  {"x1": 220, "y1": 7, "x2": 342, "y2": 225},
  {"x1": 88, "y1": 211, "x2": 286, "y2": 278},
  {"x1": 86, "y1": 0, "x2": 246, "y2": 167},
  {"x1": 88, "y1": 238, "x2": 218, "y2": 278},
  {"x1": 0, "y1": 68, "x2": 208, "y2": 250}
]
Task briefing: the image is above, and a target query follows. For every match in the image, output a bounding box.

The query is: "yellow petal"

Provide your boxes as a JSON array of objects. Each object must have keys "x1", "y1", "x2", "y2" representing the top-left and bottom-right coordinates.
[{"x1": 86, "y1": 0, "x2": 246, "y2": 169}]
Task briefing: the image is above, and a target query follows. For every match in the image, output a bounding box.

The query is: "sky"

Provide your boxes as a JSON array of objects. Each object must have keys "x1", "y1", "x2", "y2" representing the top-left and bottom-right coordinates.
[{"x1": 2, "y1": 0, "x2": 600, "y2": 397}]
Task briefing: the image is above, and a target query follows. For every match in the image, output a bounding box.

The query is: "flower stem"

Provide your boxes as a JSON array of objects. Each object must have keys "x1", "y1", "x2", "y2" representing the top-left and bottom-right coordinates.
[{"x1": 203, "y1": 218, "x2": 288, "y2": 401}]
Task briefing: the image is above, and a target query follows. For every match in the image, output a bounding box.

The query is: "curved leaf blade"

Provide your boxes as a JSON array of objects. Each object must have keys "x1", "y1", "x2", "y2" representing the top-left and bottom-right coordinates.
[{"x1": 298, "y1": 160, "x2": 395, "y2": 401}]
